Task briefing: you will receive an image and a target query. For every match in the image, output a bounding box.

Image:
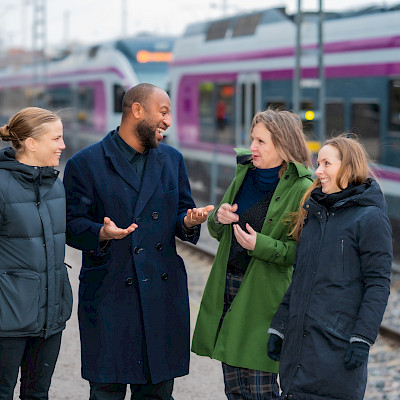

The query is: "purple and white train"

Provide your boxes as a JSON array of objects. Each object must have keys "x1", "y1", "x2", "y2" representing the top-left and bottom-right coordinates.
[
  {"x1": 166, "y1": 4, "x2": 400, "y2": 258},
  {"x1": 0, "y1": 34, "x2": 175, "y2": 153}
]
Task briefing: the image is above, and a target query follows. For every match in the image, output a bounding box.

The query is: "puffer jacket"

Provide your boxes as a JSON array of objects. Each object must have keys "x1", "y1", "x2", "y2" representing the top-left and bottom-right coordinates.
[
  {"x1": 270, "y1": 179, "x2": 392, "y2": 400},
  {"x1": 0, "y1": 146, "x2": 72, "y2": 338}
]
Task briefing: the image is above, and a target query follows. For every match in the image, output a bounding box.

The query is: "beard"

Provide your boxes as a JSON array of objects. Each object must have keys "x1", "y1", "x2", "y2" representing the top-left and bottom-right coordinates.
[{"x1": 136, "y1": 119, "x2": 160, "y2": 149}]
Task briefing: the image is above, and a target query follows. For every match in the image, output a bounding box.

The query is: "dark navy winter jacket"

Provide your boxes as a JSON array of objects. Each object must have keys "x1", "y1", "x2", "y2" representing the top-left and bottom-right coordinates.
[
  {"x1": 270, "y1": 179, "x2": 392, "y2": 400},
  {"x1": 0, "y1": 146, "x2": 72, "y2": 338}
]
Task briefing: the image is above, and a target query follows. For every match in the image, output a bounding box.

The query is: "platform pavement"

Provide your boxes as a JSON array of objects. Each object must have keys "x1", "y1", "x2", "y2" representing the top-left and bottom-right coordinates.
[{"x1": 11, "y1": 241, "x2": 225, "y2": 400}]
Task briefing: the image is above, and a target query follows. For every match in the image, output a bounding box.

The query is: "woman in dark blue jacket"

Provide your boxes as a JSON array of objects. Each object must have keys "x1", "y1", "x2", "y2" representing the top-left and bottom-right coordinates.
[
  {"x1": 0, "y1": 107, "x2": 73, "y2": 400},
  {"x1": 267, "y1": 134, "x2": 392, "y2": 400}
]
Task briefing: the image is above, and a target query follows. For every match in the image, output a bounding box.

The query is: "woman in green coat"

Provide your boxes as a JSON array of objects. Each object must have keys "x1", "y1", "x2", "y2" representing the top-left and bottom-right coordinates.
[{"x1": 192, "y1": 109, "x2": 313, "y2": 399}]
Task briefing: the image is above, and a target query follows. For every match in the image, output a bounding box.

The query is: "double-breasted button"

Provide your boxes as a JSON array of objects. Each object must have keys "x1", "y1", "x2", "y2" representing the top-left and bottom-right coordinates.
[
  {"x1": 275, "y1": 196, "x2": 281, "y2": 201},
  {"x1": 152, "y1": 212, "x2": 159, "y2": 220},
  {"x1": 267, "y1": 218, "x2": 273, "y2": 223},
  {"x1": 161, "y1": 273, "x2": 168, "y2": 281},
  {"x1": 156, "y1": 242, "x2": 163, "y2": 251},
  {"x1": 134, "y1": 247, "x2": 140, "y2": 254},
  {"x1": 285, "y1": 175, "x2": 289, "y2": 180},
  {"x1": 125, "y1": 277, "x2": 133, "y2": 286}
]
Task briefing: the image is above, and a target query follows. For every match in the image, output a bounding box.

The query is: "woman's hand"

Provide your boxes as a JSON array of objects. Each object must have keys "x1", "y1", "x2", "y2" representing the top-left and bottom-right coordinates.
[
  {"x1": 233, "y1": 223, "x2": 257, "y2": 251},
  {"x1": 216, "y1": 203, "x2": 239, "y2": 225}
]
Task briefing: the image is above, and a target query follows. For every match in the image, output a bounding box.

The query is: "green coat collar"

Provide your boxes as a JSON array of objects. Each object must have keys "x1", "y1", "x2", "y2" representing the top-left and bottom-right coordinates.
[{"x1": 234, "y1": 147, "x2": 312, "y2": 179}]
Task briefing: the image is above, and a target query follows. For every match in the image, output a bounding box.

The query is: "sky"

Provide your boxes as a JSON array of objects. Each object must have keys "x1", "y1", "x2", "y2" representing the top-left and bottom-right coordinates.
[{"x1": 1, "y1": 0, "x2": 400, "y2": 50}]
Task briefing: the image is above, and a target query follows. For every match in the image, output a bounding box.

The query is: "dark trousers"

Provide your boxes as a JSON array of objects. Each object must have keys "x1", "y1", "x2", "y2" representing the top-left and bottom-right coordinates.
[
  {"x1": 0, "y1": 332, "x2": 62, "y2": 400},
  {"x1": 89, "y1": 380, "x2": 174, "y2": 400}
]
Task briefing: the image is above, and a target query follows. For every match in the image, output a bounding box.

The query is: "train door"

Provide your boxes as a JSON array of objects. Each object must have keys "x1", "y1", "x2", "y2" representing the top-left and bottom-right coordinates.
[{"x1": 236, "y1": 73, "x2": 261, "y2": 146}]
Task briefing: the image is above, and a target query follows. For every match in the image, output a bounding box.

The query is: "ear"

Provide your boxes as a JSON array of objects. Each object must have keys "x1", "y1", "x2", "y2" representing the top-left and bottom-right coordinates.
[
  {"x1": 131, "y1": 102, "x2": 143, "y2": 119},
  {"x1": 24, "y1": 137, "x2": 37, "y2": 152}
]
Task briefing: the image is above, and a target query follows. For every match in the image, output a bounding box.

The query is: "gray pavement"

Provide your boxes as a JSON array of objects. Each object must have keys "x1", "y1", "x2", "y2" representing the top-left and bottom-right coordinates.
[{"x1": 12, "y1": 241, "x2": 225, "y2": 400}]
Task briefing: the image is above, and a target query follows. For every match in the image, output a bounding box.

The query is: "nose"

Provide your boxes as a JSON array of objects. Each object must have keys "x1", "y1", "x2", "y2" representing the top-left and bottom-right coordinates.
[
  {"x1": 315, "y1": 165, "x2": 323, "y2": 176},
  {"x1": 164, "y1": 113, "x2": 172, "y2": 127},
  {"x1": 60, "y1": 138, "x2": 66, "y2": 150},
  {"x1": 250, "y1": 140, "x2": 256, "y2": 152}
]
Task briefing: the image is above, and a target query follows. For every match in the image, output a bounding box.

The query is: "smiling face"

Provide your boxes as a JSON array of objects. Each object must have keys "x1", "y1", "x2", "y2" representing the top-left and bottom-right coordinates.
[
  {"x1": 249, "y1": 123, "x2": 283, "y2": 169},
  {"x1": 30, "y1": 119, "x2": 65, "y2": 167},
  {"x1": 316, "y1": 144, "x2": 348, "y2": 194},
  {"x1": 138, "y1": 88, "x2": 172, "y2": 149}
]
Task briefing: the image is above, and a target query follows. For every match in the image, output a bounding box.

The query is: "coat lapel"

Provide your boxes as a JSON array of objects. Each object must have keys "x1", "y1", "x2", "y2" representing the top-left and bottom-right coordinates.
[
  {"x1": 134, "y1": 147, "x2": 165, "y2": 218},
  {"x1": 102, "y1": 133, "x2": 141, "y2": 193}
]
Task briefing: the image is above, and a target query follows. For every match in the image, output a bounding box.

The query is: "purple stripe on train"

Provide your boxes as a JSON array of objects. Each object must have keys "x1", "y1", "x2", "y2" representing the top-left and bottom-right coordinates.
[{"x1": 171, "y1": 35, "x2": 400, "y2": 67}]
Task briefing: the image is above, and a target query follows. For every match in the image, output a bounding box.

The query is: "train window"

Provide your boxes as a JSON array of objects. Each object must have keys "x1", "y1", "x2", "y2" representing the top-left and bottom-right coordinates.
[
  {"x1": 351, "y1": 102, "x2": 381, "y2": 162},
  {"x1": 77, "y1": 86, "x2": 95, "y2": 127},
  {"x1": 326, "y1": 102, "x2": 345, "y2": 136},
  {"x1": 389, "y1": 80, "x2": 400, "y2": 134},
  {"x1": 206, "y1": 20, "x2": 230, "y2": 41},
  {"x1": 47, "y1": 86, "x2": 72, "y2": 109},
  {"x1": 114, "y1": 85, "x2": 125, "y2": 113},
  {"x1": 198, "y1": 81, "x2": 235, "y2": 145},
  {"x1": 232, "y1": 13, "x2": 263, "y2": 37}
]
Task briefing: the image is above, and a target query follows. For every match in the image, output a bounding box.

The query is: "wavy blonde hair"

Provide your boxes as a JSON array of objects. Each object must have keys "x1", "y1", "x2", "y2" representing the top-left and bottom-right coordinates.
[{"x1": 251, "y1": 108, "x2": 312, "y2": 176}]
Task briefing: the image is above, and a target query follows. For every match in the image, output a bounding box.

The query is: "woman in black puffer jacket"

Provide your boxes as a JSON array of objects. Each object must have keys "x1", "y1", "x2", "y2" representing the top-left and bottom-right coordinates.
[{"x1": 0, "y1": 107, "x2": 73, "y2": 400}]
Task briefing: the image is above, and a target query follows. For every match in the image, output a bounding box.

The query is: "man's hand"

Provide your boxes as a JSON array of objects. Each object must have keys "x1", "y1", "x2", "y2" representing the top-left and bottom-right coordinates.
[
  {"x1": 233, "y1": 223, "x2": 257, "y2": 251},
  {"x1": 99, "y1": 217, "x2": 138, "y2": 241},
  {"x1": 184, "y1": 205, "x2": 215, "y2": 228}
]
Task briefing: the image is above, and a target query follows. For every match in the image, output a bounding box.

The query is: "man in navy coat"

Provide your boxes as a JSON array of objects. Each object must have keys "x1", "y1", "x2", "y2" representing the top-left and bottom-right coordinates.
[{"x1": 63, "y1": 83, "x2": 213, "y2": 400}]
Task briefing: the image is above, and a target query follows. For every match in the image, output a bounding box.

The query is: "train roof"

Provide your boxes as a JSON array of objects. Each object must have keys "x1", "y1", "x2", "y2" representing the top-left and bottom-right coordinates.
[
  {"x1": 181, "y1": 3, "x2": 400, "y2": 39},
  {"x1": 172, "y1": 3, "x2": 400, "y2": 62}
]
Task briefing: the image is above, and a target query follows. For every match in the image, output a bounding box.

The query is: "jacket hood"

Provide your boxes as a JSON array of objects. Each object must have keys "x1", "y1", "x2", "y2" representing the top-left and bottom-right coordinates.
[
  {"x1": 0, "y1": 146, "x2": 59, "y2": 183},
  {"x1": 234, "y1": 147, "x2": 312, "y2": 179}
]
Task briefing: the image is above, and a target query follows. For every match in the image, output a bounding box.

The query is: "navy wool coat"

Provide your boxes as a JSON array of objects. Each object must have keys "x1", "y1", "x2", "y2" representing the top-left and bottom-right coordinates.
[
  {"x1": 270, "y1": 179, "x2": 392, "y2": 400},
  {"x1": 63, "y1": 132, "x2": 199, "y2": 384}
]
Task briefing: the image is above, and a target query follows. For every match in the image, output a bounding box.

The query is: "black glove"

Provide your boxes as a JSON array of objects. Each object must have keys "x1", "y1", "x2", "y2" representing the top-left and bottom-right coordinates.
[
  {"x1": 267, "y1": 333, "x2": 283, "y2": 361},
  {"x1": 344, "y1": 342, "x2": 370, "y2": 370}
]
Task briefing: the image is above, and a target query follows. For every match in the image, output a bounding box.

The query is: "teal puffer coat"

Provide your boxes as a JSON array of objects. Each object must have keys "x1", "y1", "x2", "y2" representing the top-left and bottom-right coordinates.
[{"x1": 0, "y1": 146, "x2": 72, "y2": 338}]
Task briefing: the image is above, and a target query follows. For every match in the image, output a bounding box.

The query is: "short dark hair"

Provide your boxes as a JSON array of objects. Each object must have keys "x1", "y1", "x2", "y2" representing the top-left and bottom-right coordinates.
[{"x1": 121, "y1": 83, "x2": 158, "y2": 119}]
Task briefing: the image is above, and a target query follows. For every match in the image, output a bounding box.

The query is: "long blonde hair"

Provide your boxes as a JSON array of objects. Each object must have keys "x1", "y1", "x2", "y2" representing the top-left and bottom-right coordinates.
[{"x1": 290, "y1": 133, "x2": 371, "y2": 241}]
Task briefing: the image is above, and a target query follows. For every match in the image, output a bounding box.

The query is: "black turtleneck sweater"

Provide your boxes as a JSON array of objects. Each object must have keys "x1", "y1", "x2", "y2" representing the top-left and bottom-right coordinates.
[{"x1": 227, "y1": 165, "x2": 281, "y2": 273}]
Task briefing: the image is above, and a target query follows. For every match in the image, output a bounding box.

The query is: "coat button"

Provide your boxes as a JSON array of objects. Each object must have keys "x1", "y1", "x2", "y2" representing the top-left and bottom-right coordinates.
[
  {"x1": 267, "y1": 218, "x2": 273, "y2": 223},
  {"x1": 134, "y1": 247, "x2": 140, "y2": 254},
  {"x1": 161, "y1": 273, "x2": 168, "y2": 281},
  {"x1": 285, "y1": 175, "x2": 289, "y2": 180},
  {"x1": 125, "y1": 277, "x2": 133, "y2": 286},
  {"x1": 152, "y1": 212, "x2": 159, "y2": 220},
  {"x1": 275, "y1": 252, "x2": 280, "y2": 257},
  {"x1": 275, "y1": 196, "x2": 281, "y2": 201},
  {"x1": 156, "y1": 242, "x2": 163, "y2": 251}
]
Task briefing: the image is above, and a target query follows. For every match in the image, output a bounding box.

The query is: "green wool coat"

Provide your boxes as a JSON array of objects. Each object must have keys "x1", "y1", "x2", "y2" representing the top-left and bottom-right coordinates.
[{"x1": 191, "y1": 148, "x2": 313, "y2": 373}]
